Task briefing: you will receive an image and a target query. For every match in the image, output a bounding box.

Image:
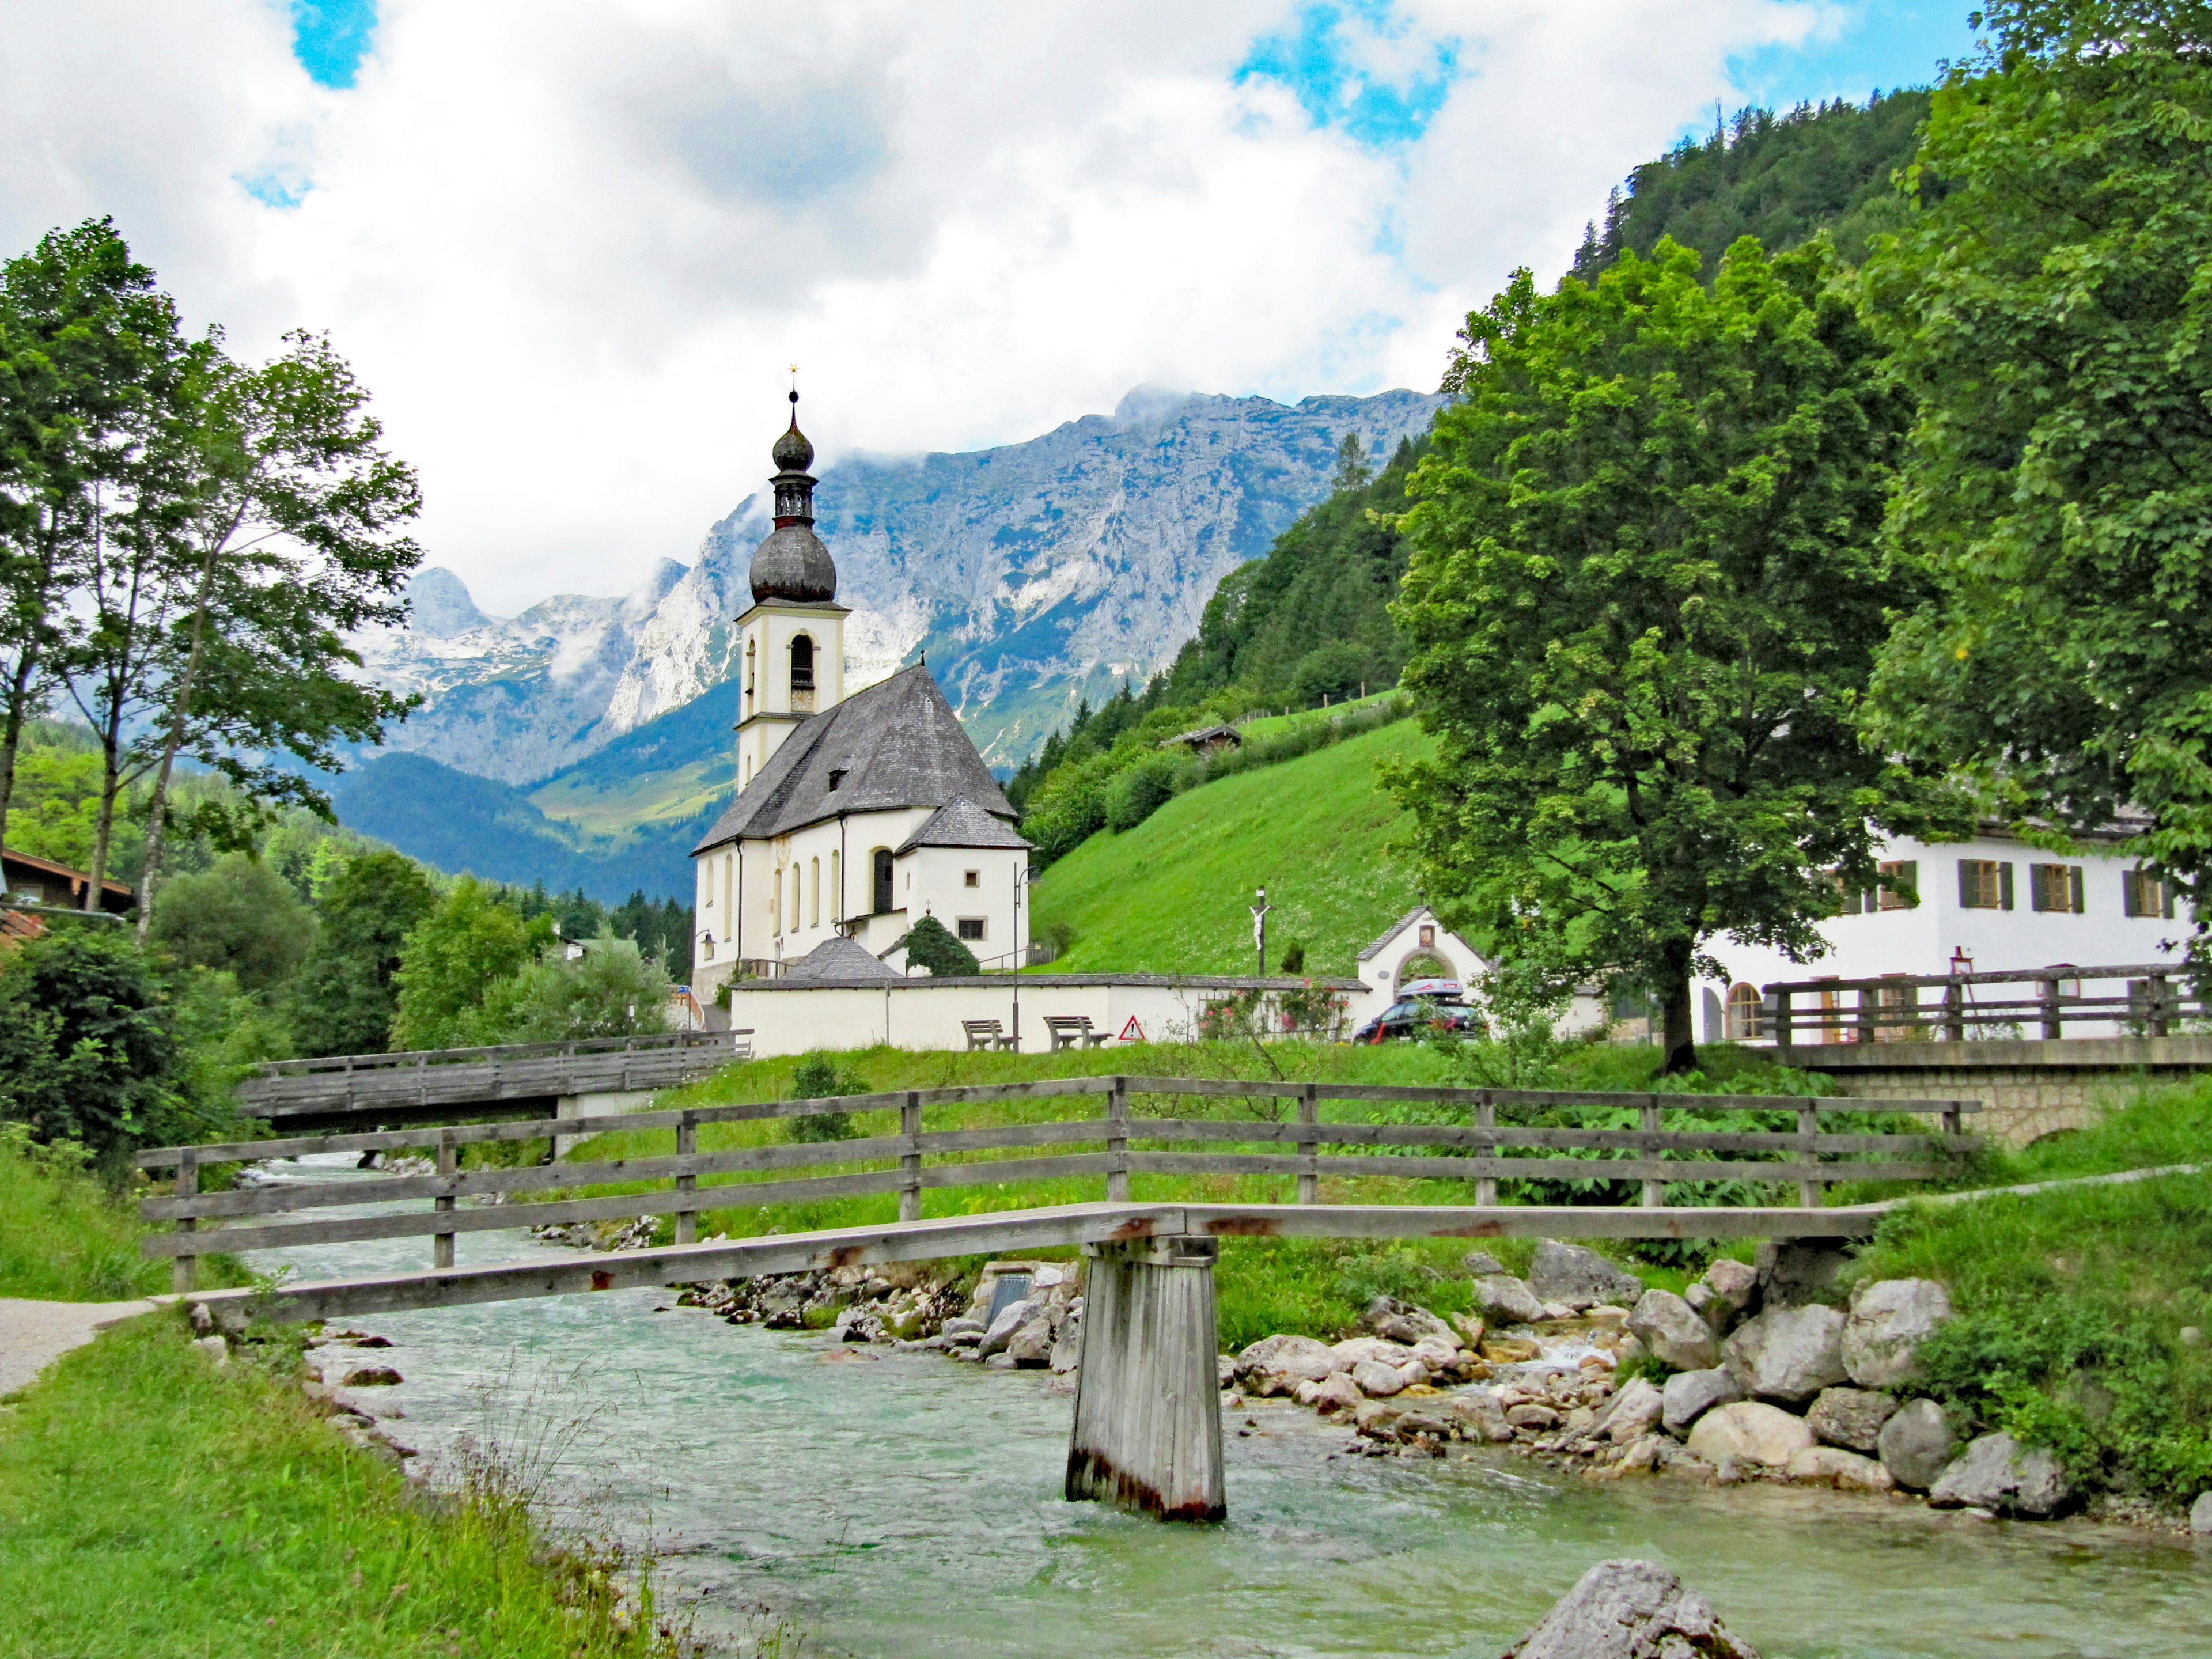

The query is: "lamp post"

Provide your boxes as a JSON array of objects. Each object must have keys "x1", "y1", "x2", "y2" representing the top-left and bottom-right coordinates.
[{"x1": 1012, "y1": 864, "x2": 1036, "y2": 1051}]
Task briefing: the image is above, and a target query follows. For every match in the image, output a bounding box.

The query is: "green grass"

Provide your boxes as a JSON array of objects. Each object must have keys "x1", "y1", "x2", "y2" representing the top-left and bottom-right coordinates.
[
  {"x1": 0, "y1": 1317, "x2": 673, "y2": 1658},
  {"x1": 0, "y1": 1128, "x2": 247, "y2": 1302},
  {"x1": 1031, "y1": 718, "x2": 1433, "y2": 976}
]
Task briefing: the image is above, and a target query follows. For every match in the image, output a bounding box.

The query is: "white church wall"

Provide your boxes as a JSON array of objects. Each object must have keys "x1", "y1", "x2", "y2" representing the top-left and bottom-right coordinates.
[{"x1": 898, "y1": 844, "x2": 1028, "y2": 965}]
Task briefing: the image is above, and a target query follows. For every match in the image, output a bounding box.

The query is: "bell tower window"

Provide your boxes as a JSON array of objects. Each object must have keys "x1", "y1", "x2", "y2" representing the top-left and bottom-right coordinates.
[
  {"x1": 790, "y1": 635, "x2": 816, "y2": 711},
  {"x1": 872, "y1": 848, "x2": 895, "y2": 915}
]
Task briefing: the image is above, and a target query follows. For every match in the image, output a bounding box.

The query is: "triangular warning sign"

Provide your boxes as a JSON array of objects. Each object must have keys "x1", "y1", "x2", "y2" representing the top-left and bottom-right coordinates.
[{"x1": 1118, "y1": 1016, "x2": 1146, "y2": 1044}]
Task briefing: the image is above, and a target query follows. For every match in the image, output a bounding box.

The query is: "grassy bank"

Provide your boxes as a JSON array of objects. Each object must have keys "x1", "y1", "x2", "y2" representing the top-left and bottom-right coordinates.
[
  {"x1": 1850, "y1": 1079, "x2": 2212, "y2": 1507},
  {"x1": 0, "y1": 1126, "x2": 248, "y2": 1302},
  {"x1": 0, "y1": 1317, "x2": 675, "y2": 1659}
]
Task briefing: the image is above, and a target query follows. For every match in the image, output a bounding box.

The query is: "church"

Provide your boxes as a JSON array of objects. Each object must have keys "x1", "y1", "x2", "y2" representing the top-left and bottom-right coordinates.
[{"x1": 690, "y1": 396, "x2": 1031, "y2": 998}]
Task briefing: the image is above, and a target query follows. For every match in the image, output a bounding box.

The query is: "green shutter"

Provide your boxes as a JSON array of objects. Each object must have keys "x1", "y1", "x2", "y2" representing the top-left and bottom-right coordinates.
[
  {"x1": 1959, "y1": 861, "x2": 1975, "y2": 907},
  {"x1": 2001, "y1": 862, "x2": 2015, "y2": 911},
  {"x1": 2124, "y1": 870, "x2": 2142, "y2": 918},
  {"x1": 1897, "y1": 861, "x2": 1918, "y2": 908},
  {"x1": 2069, "y1": 866, "x2": 2084, "y2": 914}
]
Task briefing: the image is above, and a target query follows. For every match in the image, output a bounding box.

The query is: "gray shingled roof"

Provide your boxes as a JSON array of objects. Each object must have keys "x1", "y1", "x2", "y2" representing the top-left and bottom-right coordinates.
[
  {"x1": 694, "y1": 665, "x2": 1017, "y2": 851},
  {"x1": 780, "y1": 935, "x2": 903, "y2": 982},
  {"x1": 1358, "y1": 905, "x2": 1432, "y2": 961},
  {"x1": 896, "y1": 794, "x2": 1032, "y2": 855}
]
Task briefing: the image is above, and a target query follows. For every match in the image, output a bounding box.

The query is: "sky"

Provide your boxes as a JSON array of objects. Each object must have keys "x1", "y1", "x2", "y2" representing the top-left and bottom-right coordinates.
[{"x1": 1, "y1": 1, "x2": 1979, "y2": 614}]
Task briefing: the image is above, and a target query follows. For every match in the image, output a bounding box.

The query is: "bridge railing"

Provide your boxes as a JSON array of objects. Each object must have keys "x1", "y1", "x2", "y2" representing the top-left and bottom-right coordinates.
[
  {"x1": 1761, "y1": 961, "x2": 2203, "y2": 1046},
  {"x1": 136, "y1": 1075, "x2": 1981, "y2": 1291},
  {"x1": 247, "y1": 1029, "x2": 745, "y2": 1078}
]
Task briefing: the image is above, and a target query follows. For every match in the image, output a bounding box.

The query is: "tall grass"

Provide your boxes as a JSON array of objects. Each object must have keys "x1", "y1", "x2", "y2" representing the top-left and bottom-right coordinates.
[
  {"x1": 0, "y1": 1317, "x2": 683, "y2": 1658},
  {"x1": 0, "y1": 1123, "x2": 246, "y2": 1301}
]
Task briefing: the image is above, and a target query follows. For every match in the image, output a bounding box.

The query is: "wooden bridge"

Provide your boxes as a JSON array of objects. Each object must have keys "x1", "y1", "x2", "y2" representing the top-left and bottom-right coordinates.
[
  {"x1": 232, "y1": 1030, "x2": 752, "y2": 1131},
  {"x1": 143, "y1": 1074, "x2": 1978, "y2": 1523}
]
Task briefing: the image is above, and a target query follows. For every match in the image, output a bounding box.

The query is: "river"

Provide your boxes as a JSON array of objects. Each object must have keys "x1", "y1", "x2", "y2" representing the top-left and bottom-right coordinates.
[{"x1": 249, "y1": 1159, "x2": 2212, "y2": 1658}]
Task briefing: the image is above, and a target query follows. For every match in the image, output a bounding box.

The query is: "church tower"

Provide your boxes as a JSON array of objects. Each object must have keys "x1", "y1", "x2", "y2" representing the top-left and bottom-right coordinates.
[{"x1": 734, "y1": 391, "x2": 848, "y2": 788}]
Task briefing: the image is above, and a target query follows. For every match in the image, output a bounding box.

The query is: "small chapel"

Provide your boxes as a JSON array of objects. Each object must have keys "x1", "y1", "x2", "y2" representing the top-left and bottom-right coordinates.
[{"x1": 689, "y1": 395, "x2": 1031, "y2": 997}]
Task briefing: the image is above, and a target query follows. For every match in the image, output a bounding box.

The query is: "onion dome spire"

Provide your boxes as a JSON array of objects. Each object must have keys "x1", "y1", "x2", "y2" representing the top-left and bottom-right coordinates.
[{"x1": 749, "y1": 385, "x2": 838, "y2": 604}]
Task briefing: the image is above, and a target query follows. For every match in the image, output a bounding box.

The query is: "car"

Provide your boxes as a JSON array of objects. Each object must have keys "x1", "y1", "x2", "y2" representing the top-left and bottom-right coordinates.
[{"x1": 1350, "y1": 998, "x2": 1482, "y2": 1044}]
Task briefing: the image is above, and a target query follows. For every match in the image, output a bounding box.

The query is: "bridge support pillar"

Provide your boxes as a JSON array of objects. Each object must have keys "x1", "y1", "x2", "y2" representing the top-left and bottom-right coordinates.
[
  {"x1": 1065, "y1": 1234, "x2": 1225, "y2": 1523},
  {"x1": 552, "y1": 1090, "x2": 658, "y2": 1158}
]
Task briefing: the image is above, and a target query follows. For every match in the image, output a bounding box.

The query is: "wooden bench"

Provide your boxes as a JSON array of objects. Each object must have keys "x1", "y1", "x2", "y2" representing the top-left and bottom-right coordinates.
[
  {"x1": 963, "y1": 1019, "x2": 1017, "y2": 1052},
  {"x1": 1045, "y1": 1014, "x2": 1113, "y2": 1051}
]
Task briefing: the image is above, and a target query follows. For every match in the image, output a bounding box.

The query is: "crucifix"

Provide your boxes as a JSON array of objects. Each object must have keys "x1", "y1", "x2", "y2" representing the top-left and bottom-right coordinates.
[{"x1": 1251, "y1": 887, "x2": 1272, "y2": 976}]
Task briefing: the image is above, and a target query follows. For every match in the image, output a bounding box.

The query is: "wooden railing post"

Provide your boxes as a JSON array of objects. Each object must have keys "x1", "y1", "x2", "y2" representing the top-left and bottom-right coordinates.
[
  {"x1": 172, "y1": 1148, "x2": 198, "y2": 1295},
  {"x1": 2147, "y1": 974, "x2": 2173, "y2": 1039},
  {"x1": 1639, "y1": 1099, "x2": 1665, "y2": 1208},
  {"x1": 1476, "y1": 1096, "x2": 1498, "y2": 1206},
  {"x1": 1771, "y1": 987, "x2": 1793, "y2": 1048},
  {"x1": 1796, "y1": 1103, "x2": 1821, "y2": 1209},
  {"x1": 1295, "y1": 1083, "x2": 1319, "y2": 1205},
  {"x1": 2039, "y1": 976, "x2": 2063, "y2": 1040},
  {"x1": 1856, "y1": 988, "x2": 1877, "y2": 1046},
  {"x1": 899, "y1": 1092, "x2": 923, "y2": 1223},
  {"x1": 1944, "y1": 980, "x2": 1965, "y2": 1043},
  {"x1": 1106, "y1": 1078, "x2": 1130, "y2": 1202},
  {"x1": 1940, "y1": 1101, "x2": 1963, "y2": 1140},
  {"x1": 434, "y1": 1129, "x2": 457, "y2": 1269},
  {"x1": 675, "y1": 1110, "x2": 699, "y2": 1244}
]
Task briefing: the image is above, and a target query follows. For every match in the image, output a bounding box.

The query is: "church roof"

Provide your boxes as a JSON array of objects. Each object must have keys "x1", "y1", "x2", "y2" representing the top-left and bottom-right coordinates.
[
  {"x1": 1357, "y1": 904, "x2": 1435, "y2": 961},
  {"x1": 693, "y1": 664, "x2": 1017, "y2": 851},
  {"x1": 896, "y1": 795, "x2": 1032, "y2": 855},
  {"x1": 780, "y1": 934, "x2": 902, "y2": 982}
]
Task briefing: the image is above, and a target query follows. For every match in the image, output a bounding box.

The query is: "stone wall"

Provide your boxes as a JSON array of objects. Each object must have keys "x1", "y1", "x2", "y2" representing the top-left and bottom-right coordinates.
[{"x1": 1777, "y1": 1036, "x2": 2212, "y2": 1145}]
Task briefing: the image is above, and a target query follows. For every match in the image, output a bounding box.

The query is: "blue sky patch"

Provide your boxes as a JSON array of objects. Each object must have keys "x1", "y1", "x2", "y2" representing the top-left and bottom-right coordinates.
[
  {"x1": 1726, "y1": 1, "x2": 1981, "y2": 117},
  {"x1": 1236, "y1": 2, "x2": 1461, "y2": 147},
  {"x1": 291, "y1": 0, "x2": 377, "y2": 89}
]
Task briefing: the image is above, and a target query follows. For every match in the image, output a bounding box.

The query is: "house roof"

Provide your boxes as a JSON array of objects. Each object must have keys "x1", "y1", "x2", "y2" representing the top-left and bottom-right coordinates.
[
  {"x1": 780, "y1": 934, "x2": 903, "y2": 982},
  {"x1": 1161, "y1": 723, "x2": 1242, "y2": 749},
  {"x1": 1357, "y1": 904, "x2": 1434, "y2": 962},
  {"x1": 694, "y1": 665, "x2": 1017, "y2": 852},
  {"x1": 2, "y1": 845, "x2": 134, "y2": 912},
  {"x1": 896, "y1": 795, "x2": 1032, "y2": 855}
]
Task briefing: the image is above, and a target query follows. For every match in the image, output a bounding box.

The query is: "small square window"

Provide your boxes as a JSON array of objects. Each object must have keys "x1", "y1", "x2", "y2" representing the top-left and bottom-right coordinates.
[
  {"x1": 964, "y1": 869, "x2": 980, "y2": 888},
  {"x1": 956, "y1": 917, "x2": 986, "y2": 941}
]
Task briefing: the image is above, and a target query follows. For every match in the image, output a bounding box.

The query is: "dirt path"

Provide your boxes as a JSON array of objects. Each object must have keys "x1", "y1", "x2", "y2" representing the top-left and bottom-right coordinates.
[{"x1": 0, "y1": 1297, "x2": 156, "y2": 1397}]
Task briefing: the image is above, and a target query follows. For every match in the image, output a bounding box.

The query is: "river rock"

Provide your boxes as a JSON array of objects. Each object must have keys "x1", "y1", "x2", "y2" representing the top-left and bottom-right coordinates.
[
  {"x1": 1473, "y1": 1273, "x2": 1549, "y2": 1327},
  {"x1": 1446, "y1": 1390, "x2": 1514, "y2": 1443},
  {"x1": 1591, "y1": 1377, "x2": 1665, "y2": 1444},
  {"x1": 1303, "y1": 1372, "x2": 1363, "y2": 1414},
  {"x1": 1685, "y1": 1401, "x2": 1816, "y2": 1468},
  {"x1": 1464, "y1": 1251, "x2": 1507, "y2": 1276},
  {"x1": 1704, "y1": 1256, "x2": 1759, "y2": 1309},
  {"x1": 1842, "y1": 1278, "x2": 1952, "y2": 1388},
  {"x1": 1450, "y1": 1312, "x2": 1487, "y2": 1349},
  {"x1": 1929, "y1": 1433, "x2": 2074, "y2": 1517},
  {"x1": 1661, "y1": 1367, "x2": 1744, "y2": 1434},
  {"x1": 1786, "y1": 1446, "x2": 1896, "y2": 1493},
  {"x1": 1627, "y1": 1290, "x2": 1721, "y2": 1372},
  {"x1": 1528, "y1": 1241, "x2": 1646, "y2": 1311},
  {"x1": 976, "y1": 1298, "x2": 1040, "y2": 1359},
  {"x1": 1350, "y1": 1358, "x2": 1408, "y2": 1397},
  {"x1": 1506, "y1": 1402, "x2": 1559, "y2": 1432},
  {"x1": 1362, "y1": 1294, "x2": 1460, "y2": 1349},
  {"x1": 1235, "y1": 1334, "x2": 1341, "y2": 1395},
  {"x1": 1805, "y1": 1386, "x2": 1897, "y2": 1453},
  {"x1": 1722, "y1": 1305, "x2": 1847, "y2": 1403},
  {"x1": 1755, "y1": 1238, "x2": 1850, "y2": 1310},
  {"x1": 1005, "y1": 1316, "x2": 1055, "y2": 1368},
  {"x1": 1876, "y1": 1399, "x2": 1957, "y2": 1490},
  {"x1": 1333, "y1": 1336, "x2": 1416, "y2": 1369},
  {"x1": 2189, "y1": 1492, "x2": 2212, "y2": 1534},
  {"x1": 1499, "y1": 1559, "x2": 1761, "y2": 1659}
]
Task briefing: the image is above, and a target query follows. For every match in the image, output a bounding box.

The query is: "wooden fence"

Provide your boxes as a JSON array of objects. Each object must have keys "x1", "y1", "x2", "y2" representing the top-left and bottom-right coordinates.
[
  {"x1": 1762, "y1": 961, "x2": 2203, "y2": 1045},
  {"x1": 138, "y1": 1075, "x2": 1980, "y2": 1292}
]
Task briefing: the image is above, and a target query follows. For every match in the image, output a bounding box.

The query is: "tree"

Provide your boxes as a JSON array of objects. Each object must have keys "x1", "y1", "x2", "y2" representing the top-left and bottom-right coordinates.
[
  {"x1": 0, "y1": 928, "x2": 187, "y2": 1160},
  {"x1": 146, "y1": 851, "x2": 316, "y2": 993},
  {"x1": 0, "y1": 220, "x2": 184, "y2": 860},
  {"x1": 893, "y1": 914, "x2": 981, "y2": 976},
  {"x1": 1386, "y1": 236, "x2": 1959, "y2": 1072},
  {"x1": 286, "y1": 850, "x2": 435, "y2": 1056},
  {"x1": 388, "y1": 877, "x2": 546, "y2": 1050},
  {"x1": 490, "y1": 932, "x2": 671, "y2": 1044},
  {"x1": 1859, "y1": 1, "x2": 2212, "y2": 919}
]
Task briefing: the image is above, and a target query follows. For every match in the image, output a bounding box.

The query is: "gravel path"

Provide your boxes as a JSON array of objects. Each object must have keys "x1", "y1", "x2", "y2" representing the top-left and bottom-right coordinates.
[{"x1": 0, "y1": 1297, "x2": 157, "y2": 1398}]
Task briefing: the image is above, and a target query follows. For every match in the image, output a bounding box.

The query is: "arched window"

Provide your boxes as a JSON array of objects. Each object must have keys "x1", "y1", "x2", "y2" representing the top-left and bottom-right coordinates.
[
  {"x1": 830, "y1": 850, "x2": 840, "y2": 921},
  {"x1": 1726, "y1": 983, "x2": 1765, "y2": 1040},
  {"x1": 873, "y1": 848, "x2": 895, "y2": 915},
  {"x1": 789, "y1": 634, "x2": 815, "y2": 691},
  {"x1": 809, "y1": 857, "x2": 820, "y2": 928}
]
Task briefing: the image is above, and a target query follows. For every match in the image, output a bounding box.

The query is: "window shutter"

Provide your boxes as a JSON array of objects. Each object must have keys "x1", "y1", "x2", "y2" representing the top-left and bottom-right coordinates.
[
  {"x1": 2001, "y1": 862, "x2": 2015, "y2": 911},
  {"x1": 2124, "y1": 870, "x2": 2142, "y2": 918},
  {"x1": 1959, "y1": 861, "x2": 1975, "y2": 907},
  {"x1": 2165, "y1": 881, "x2": 2177, "y2": 921},
  {"x1": 2069, "y1": 866, "x2": 2084, "y2": 914},
  {"x1": 1897, "y1": 861, "x2": 1918, "y2": 908}
]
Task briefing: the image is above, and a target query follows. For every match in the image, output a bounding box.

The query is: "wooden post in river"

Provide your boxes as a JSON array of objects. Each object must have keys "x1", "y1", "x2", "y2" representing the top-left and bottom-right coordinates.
[{"x1": 1065, "y1": 1234, "x2": 1226, "y2": 1523}]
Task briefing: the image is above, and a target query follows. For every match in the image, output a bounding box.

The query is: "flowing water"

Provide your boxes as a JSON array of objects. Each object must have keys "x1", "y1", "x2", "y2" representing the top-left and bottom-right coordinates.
[{"x1": 250, "y1": 1159, "x2": 2212, "y2": 1658}]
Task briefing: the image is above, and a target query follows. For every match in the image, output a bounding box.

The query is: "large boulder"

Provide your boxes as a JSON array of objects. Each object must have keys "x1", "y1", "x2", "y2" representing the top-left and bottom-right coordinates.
[
  {"x1": 1661, "y1": 1367, "x2": 1744, "y2": 1435},
  {"x1": 1722, "y1": 1305, "x2": 1848, "y2": 1404},
  {"x1": 976, "y1": 1298, "x2": 1040, "y2": 1359},
  {"x1": 1004, "y1": 1316, "x2": 1055, "y2": 1368},
  {"x1": 1685, "y1": 1401, "x2": 1816, "y2": 1468},
  {"x1": 2189, "y1": 1492, "x2": 2212, "y2": 1535},
  {"x1": 1472, "y1": 1273, "x2": 1550, "y2": 1327},
  {"x1": 1755, "y1": 1238, "x2": 1851, "y2": 1310},
  {"x1": 1350, "y1": 1358, "x2": 1409, "y2": 1397},
  {"x1": 1928, "y1": 1433, "x2": 2074, "y2": 1518},
  {"x1": 1589, "y1": 1377, "x2": 1665, "y2": 1445},
  {"x1": 1332, "y1": 1336, "x2": 1417, "y2": 1369},
  {"x1": 1842, "y1": 1278, "x2": 1952, "y2": 1388},
  {"x1": 1627, "y1": 1290, "x2": 1721, "y2": 1372},
  {"x1": 1445, "y1": 1389, "x2": 1515, "y2": 1444},
  {"x1": 1234, "y1": 1334, "x2": 1341, "y2": 1396},
  {"x1": 1527, "y1": 1241, "x2": 1646, "y2": 1312},
  {"x1": 1499, "y1": 1559, "x2": 1761, "y2": 1659},
  {"x1": 1362, "y1": 1294, "x2": 1460, "y2": 1349},
  {"x1": 1805, "y1": 1386, "x2": 1898, "y2": 1454},
  {"x1": 1786, "y1": 1445, "x2": 1896, "y2": 1493},
  {"x1": 1876, "y1": 1399, "x2": 1957, "y2": 1491}
]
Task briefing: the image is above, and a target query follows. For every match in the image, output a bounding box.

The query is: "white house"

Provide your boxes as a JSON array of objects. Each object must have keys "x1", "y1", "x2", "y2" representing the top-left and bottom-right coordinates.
[
  {"x1": 1695, "y1": 824, "x2": 2188, "y2": 1043},
  {"x1": 689, "y1": 399, "x2": 1032, "y2": 1001},
  {"x1": 1346, "y1": 906, "x2": 1488, "y2": 1029}
]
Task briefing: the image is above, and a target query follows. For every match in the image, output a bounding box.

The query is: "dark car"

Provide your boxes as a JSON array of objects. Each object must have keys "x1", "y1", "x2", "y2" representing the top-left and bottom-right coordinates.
[{"x1": 1350, "y1": 998, "x2": 1482, "y2": 1044}]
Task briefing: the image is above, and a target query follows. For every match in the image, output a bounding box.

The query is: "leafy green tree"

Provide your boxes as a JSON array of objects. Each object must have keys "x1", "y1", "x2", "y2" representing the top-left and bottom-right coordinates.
[
  {"x1": 389, "y1": 876, "x2": 545, "y2": 1050},
  {"x1": 1387, "y1": 236, "x2": 1958, "y2": 1072},
  {"x1": 146, "y1": 851, "x2": 316, "y2": 993},
  {"x1": 487, "y1": 933, "x2": 671, "y2": 1044},
  {"x1": 285, "y1": 850, "x2": 436, "y2": 1056},
  {"x1": 893, "y1": 914, "x2": 981, "y2": 977},
  {"x1": 1860, "y1": 1, "x2": 2212, "y2": 912},
  {"x1": 0, "y1": 929, "x2": 186, "y2": 1159},
  {"x1": 1104, "y1": 753, "x2": 1183, "y2": 832}
]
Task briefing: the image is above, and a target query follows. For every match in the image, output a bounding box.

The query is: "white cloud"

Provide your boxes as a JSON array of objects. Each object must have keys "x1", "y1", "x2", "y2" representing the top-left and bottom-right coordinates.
[{"x1": 0, "y1": 0, "x2": 1819, "y2": 613}]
